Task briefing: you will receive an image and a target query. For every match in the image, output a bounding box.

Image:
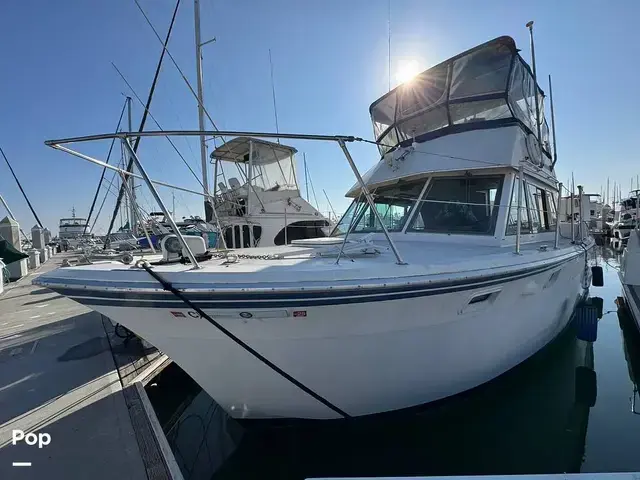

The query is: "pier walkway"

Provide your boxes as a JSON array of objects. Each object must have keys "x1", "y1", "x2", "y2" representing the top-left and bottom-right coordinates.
[{"x1": 0, "y1": 254, "x2": 149, "y2": 479}]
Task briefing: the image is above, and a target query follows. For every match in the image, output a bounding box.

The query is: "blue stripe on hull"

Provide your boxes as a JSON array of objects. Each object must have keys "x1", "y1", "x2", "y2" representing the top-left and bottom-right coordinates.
[{"x1": 46, "y1": 255, "x2": 578, "y2": 309}]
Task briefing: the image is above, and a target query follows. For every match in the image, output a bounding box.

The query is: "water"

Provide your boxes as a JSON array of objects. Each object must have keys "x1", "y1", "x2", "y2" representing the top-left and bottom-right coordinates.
[{"x1": 150, "y1": 243, "x2": 640, "y2": 479}]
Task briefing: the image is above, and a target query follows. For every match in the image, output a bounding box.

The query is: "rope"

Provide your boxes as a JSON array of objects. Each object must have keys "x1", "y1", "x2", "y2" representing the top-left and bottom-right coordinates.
[
  {"x1": 112, "y1": 63, "x2": 205, "y2": 189},
  {"x1": 138, "y1": 262, "x2": 351, "y2": 419},
  {"x1": 133, "y1": 0, "x2": 223, "y2": 146},
  {"x1": 85, "y1": 100, "x2": 128, "y2": 234}
]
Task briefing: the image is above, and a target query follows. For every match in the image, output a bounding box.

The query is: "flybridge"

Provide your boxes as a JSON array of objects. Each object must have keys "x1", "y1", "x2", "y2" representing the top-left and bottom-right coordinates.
[{"x1": 369, "y1": 36, "x2": 551, "y2": 159}]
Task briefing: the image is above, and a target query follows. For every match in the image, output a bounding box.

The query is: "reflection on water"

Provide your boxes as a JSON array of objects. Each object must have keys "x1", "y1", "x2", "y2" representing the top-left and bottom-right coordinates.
[
  {"x1": 148, "y1": 244, "x2": 640, "y2": 479},
  {"x1": 618, "y1": 303, "x2": 640, "y2": 416}
]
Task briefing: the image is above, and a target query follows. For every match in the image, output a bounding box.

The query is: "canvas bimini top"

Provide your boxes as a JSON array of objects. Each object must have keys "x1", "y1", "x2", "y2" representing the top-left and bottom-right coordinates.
[{"x1": 369, "y1": 36, "x2": 551, "y2": 158}]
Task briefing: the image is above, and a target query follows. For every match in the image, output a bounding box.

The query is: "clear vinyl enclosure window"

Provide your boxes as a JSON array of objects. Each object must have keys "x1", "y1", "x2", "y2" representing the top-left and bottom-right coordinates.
[{"x1": 370, "y1": 38, "x2": 551, "y2": 158}]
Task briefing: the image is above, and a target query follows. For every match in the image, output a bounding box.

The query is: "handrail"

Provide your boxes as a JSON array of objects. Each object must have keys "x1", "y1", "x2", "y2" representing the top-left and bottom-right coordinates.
[
  {"x1": 45, "y1": 130, "x2": 359, "y2": 146},
  {"x1": 45, "y1": 129, "x2": 407, "y2": 265}
]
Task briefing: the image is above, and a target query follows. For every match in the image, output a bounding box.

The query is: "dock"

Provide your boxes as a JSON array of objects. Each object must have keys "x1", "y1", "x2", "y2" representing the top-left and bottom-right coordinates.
[{"x1": 0, "y1": 254, "x2": 179, "y2": 479}]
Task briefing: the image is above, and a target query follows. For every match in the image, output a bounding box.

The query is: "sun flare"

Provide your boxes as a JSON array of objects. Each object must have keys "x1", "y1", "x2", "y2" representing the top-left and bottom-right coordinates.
[{"x1": 395, "y1": 59, "x2": 421, "y2": 85}]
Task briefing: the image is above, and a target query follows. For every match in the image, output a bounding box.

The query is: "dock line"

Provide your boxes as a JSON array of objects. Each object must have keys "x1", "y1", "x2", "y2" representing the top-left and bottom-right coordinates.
[{"x1": 139, "y1": 262, "x2": 352, "y2": 419}]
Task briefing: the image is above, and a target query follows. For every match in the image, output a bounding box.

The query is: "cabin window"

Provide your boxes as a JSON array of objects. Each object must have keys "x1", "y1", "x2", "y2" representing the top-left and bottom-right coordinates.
[
  {"x1": 543, "y1": 189, "x2": 557, "y2": 231},
  {"x1": 332, "y1": 180, "x2": 425, "y2": 235},
  {"x1": 532, "y1": 187, "x2": 549, "y2": 230},
  {"x1": 224, "y1": 225, "x2": 242, "y2": 248},
  {"x1": 506, "y1": 178, "x2": 532, "y2": 235},
  {"x1": 525, "y1": 183, "x2": 541, "y2": 233},
  {"x1": 233, "y1": 225, "x2": 242, "y2": 248},
  {"x1": 274, "y1": 220, "x2": 329, "y2": 245},
  {"x1": 252, "y1": 226, "x2": 262, "y2": 246},
  {"x1": 242, "y1": 225, "x2": 251, "y2": 248},
  {"x1": 223, "y1": 226, "x2": 232, "y2": 248},
  {"x1": 406, "y1": 176, "x2": 503, "y2": 235},
  {"x1": 221, "y1": 225, "x2": 260, "y2": 248},
  {"x1": 506, "y1": 181, "x2": 557, "y2": 235},
  {"x1": 527, "y1": 185, "x2": 560, "y2": 232}
]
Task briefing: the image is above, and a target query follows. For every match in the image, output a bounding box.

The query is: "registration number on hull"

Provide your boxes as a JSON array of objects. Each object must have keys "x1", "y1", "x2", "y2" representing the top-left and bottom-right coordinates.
[{"x1": 169, "y1": 309, "x2": 306, "y2": 320}]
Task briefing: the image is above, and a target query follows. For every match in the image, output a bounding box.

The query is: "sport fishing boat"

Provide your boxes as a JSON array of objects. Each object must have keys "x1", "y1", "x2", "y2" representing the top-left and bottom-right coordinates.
[
  {"x1": 210, "y1": 137, "x2": 331, "y2": 249},
  {"x1": 36, "y1": 35, "x2": 595, "y2": 420}
]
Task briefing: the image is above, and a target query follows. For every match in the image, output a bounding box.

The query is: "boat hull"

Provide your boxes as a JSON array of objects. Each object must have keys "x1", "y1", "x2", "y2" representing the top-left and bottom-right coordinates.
[
  {"x1": 50, "y1": 251, "x2": 590, "y2": 420},
  {"x1": 621, "y1": 283, "x2": 640, "y2": 333}
]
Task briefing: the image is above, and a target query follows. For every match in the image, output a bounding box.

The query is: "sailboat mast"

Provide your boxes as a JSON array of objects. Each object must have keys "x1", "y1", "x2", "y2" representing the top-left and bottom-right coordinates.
[
  {"x1": 127, "y1": 96, "x2": 137, "y2": 235},
  {"x1": 194, "y1": 0, "x2": 210, "y2": 211}
]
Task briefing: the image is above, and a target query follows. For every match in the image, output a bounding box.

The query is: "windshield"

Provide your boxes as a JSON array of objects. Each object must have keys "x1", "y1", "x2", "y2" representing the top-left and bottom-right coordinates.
[
  {"x1": 331, "y1": 179, "x2": 426, "y2": 236},
  {"x1": 252, "y1": 158, "x2": 298, "y2": 191},
  {"x1": 408, "y1": 176, "x2": 504, "y2": 235}
]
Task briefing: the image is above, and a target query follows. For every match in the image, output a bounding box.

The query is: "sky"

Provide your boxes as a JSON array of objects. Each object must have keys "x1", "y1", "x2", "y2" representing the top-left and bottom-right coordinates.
[{"x1": 1, "y1": 0, "x2": 639, "y2": 235}]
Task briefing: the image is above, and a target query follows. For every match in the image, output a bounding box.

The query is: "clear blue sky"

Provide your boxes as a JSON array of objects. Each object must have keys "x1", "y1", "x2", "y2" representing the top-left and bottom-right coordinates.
[{"x1": 1, "y1": 0, "x2": 639, "y2": 234}]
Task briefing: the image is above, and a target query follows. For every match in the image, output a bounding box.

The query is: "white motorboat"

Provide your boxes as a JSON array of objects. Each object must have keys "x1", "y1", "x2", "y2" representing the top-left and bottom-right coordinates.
[
  {"x1": 210, "y1": 137, "x2": 331, "y2": 249},
  {"x1": 58, "y1": 208, "x2": 91, "y2": 248},
  {"x1": 35, "y1": 35, "x2": 595, "y2": 420},
  {"x1": 611, "y1": 197, "x2": 637, "y2": 240}
]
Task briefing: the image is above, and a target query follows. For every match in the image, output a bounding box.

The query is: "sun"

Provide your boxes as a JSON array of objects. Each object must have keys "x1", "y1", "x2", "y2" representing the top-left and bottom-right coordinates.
[{"x1": 395, "y1": 59, "x2": 421, "y2": 85}]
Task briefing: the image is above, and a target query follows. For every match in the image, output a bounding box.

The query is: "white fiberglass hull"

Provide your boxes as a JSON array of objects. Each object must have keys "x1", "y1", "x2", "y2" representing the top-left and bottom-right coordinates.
[
  {"x1": 42, "y1": 251, "x2": 590, "y2": 420},
  {"x1": 621, "y1": 283, "x2": 640, "y2": 333},
  {"x1": 620, "y1": 230, "x2": 640, "y2": 332}
]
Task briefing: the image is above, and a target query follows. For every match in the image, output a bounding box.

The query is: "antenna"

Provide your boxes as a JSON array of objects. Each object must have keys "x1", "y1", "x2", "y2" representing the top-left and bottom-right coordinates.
[
  {"x1": 571, "y1": 172, "x2": 575, "y2": 196},
  {"x1": 323, "y1": 189, "x2": 337, "y2": 222},
  {"x1": 269, "y1": 49, "x2": 280, "y2": 143},
  {"x1": 548, "y1": 75, "x2": 558, "y2": 170},
  {"x1": 304, "y1": 153, "x2": 309, "y2": 201},
  {"x1": 388, "y1": 0, "x2": 391, "y2": 91},
  {"x1": 526, "y1": 21, "x2": 543, "y2": 164}
]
